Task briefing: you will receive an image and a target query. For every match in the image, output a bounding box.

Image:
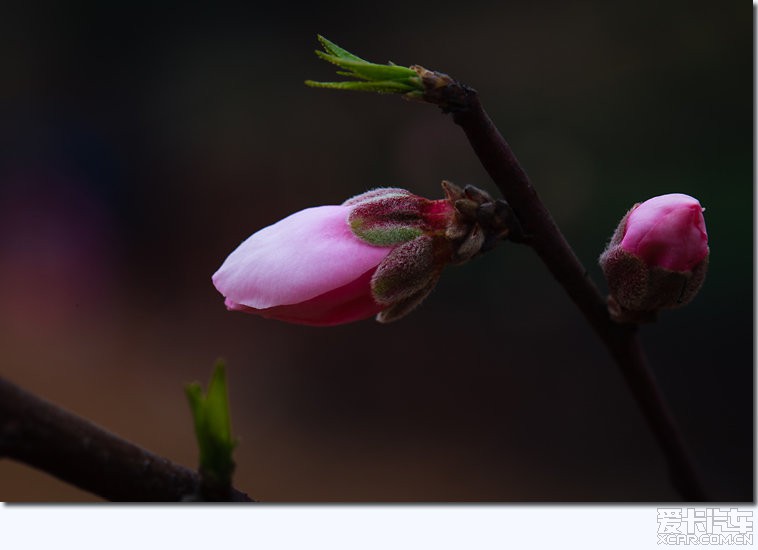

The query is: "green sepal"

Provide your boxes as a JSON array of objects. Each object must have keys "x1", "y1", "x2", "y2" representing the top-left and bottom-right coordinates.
[
  {"x1": 185, "y1": 360, "x2": 237, "y2": 488},
  {"x1": 346, "y1": 188, "x2": 432, "y2": 246},
  {"x1": 350, "y1": 218, "x2": 424, "y2": 246}
]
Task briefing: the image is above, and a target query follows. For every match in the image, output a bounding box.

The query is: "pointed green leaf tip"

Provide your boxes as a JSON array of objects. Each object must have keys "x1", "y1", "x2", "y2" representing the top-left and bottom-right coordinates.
[
  {"x1": 305, "y1": 35, "x2": 424, "y2": 96},
  {"x1": 186, "y1": 360, "x2": 237, "y2": 487}
]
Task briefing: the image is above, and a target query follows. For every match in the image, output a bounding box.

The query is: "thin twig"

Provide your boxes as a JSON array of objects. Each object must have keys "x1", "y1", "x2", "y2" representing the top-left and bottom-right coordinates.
[
  {"x1": 417, "y1": 69, "x2": 708, "y2": 501},
  {"x1": 0, "y1": 376, "x2": 253, "y2": 502}
]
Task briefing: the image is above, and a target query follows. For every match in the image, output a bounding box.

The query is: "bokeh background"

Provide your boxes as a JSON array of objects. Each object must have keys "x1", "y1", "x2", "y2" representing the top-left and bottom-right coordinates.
[{"x1": 0, "y1": 1, "x2": 751, "y2": 501}]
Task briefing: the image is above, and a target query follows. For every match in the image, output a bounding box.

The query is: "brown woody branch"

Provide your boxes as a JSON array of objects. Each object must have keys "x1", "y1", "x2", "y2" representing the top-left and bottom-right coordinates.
[
  {"x1": 414, "y1": 67, "x2": 708, "y2": 501},
  {"x1": 0, "y1": 376, "x2": 253, "y2": 502}
]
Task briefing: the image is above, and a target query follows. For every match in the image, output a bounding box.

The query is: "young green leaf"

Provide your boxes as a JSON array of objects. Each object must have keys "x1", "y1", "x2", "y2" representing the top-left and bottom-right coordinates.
[
  {"x1": 304, "y1": 79, "x2": 419, "y2": 93},
  {"x1": 186, "y1": 360, "x2": 237, "y2": 491},
  {"x1": 306, "y1": 35, "x2": 423, "y2": 96},
  {"x1": 316, "y1": 34, "x2": 368, "y2": 63}
]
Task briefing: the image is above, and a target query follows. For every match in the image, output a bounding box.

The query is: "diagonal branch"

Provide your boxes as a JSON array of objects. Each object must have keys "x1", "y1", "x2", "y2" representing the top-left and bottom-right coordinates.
[
  {"x1": 416, "y1": 68, "x2": 708, "y2": 501},
  {"x1": 0, "y1": 376, "x2": 253, "y2": 502}
]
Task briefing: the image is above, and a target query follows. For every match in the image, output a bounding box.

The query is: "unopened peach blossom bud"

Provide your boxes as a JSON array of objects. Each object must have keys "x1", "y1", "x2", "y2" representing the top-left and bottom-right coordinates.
[
  {"x1": 213, "y1": 183, "x2": 515, "y2": 326},
  {"x1": 599, "y1": 193, "x2": 709, "y2": 323}
]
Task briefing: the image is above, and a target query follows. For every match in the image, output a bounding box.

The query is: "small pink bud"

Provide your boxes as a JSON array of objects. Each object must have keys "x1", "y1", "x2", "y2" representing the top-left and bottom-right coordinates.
[
  {"x1": 599, "y1": 193, "x2": 709, "y2": 322},
  {"x1": 619, "y1": 193, "x2": 708, "y2": 272}
]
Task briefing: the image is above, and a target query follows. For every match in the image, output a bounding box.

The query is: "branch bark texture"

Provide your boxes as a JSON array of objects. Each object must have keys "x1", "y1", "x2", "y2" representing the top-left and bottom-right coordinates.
[{"x1": 0, "y1": 376, "x2": 253, "y2": 502}]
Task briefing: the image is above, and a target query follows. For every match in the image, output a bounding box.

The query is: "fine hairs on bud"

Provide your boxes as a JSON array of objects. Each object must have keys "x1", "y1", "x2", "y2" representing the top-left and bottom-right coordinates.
[{"x1": 599, "y1": 193, "x2": 709, "y2": 323}]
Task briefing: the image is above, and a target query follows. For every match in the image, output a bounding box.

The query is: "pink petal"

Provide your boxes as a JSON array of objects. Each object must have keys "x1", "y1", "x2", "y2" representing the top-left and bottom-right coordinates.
[
  {"x1": 212, "y1": 205, "x2": 391, "y2": 309},
  {"x1": 224, "y1": 267, "x2": 384, "y2": 326},
  {"x1": 621, "y1": 193, "x2": 708, "y2": 271}
]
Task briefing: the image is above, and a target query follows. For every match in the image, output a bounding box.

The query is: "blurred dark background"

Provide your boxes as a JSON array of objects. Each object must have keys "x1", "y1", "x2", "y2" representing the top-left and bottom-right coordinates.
[{"x1": 0, "y1": 1, "x2": 751, "y2": 501}]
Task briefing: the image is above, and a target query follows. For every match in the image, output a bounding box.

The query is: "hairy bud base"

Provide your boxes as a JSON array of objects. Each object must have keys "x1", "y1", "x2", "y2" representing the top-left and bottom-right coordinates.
[{"x1": 599, "y1": 193, "x2": 709, "y2": 323}]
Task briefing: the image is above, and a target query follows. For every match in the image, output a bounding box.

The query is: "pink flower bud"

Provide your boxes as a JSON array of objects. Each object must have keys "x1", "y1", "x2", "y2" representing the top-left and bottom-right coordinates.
[
  {"x1": 213, "y1": 188, "x2": 465, "y2": 326},
  {"x1": 619, "y1": 193, "x2": 708, "y2": 272},
  {"x1": 599, "y1": 193, "x2": 709, "y2": 322},
  {"x1": 213, "y1": 184, "x2": 516, "y2": 326}
]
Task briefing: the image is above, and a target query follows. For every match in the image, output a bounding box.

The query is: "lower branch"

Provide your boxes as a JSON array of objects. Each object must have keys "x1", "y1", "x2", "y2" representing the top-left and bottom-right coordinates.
[
  {"x1": 609, "y1": 331, "x2": 708, "y2": 502},
  {"x1": 0, "y1": 376, "x2": 253, "y2": 502}
]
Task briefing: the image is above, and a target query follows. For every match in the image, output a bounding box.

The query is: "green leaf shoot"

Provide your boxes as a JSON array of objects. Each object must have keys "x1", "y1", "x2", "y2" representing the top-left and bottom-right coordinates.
[
  {"x1": 306, "y1": 35, "x2": 423, "y2": 95},
  {"x1": 186, "y1": 360, "x2": 237, "y2": 489}
]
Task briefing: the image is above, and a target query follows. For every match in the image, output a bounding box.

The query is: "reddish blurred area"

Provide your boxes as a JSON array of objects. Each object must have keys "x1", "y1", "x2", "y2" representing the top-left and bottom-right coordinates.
[{"x1": 0, "y1": 1, "x2": 751, "y2": 501}]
